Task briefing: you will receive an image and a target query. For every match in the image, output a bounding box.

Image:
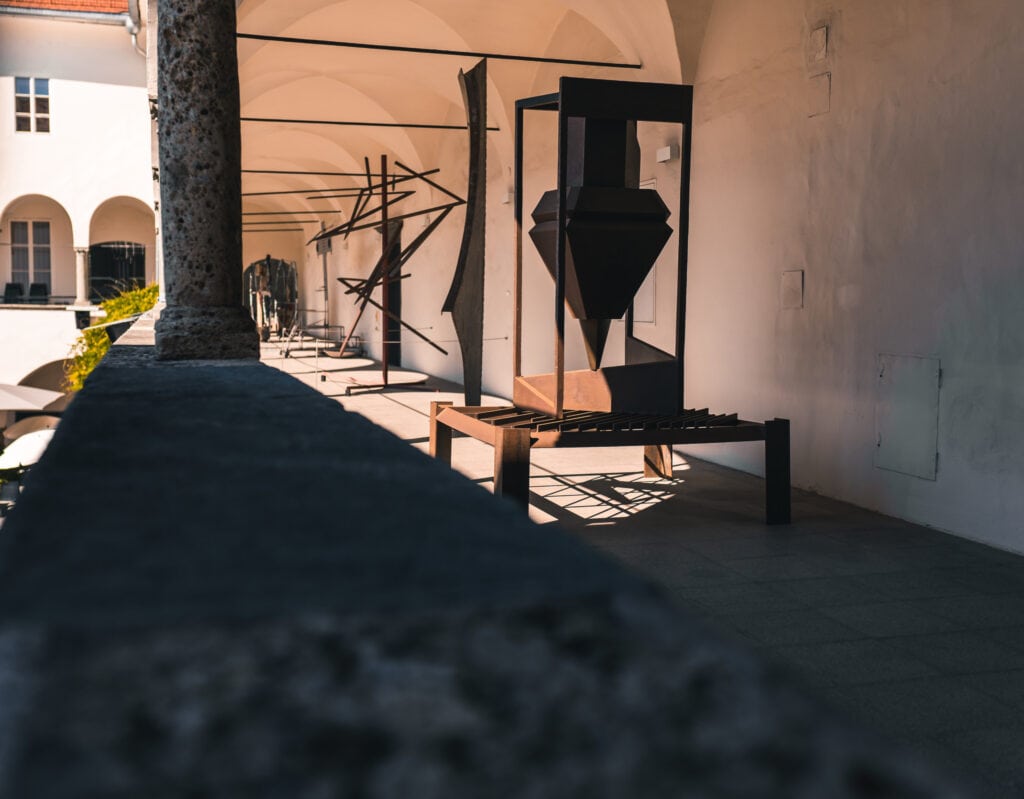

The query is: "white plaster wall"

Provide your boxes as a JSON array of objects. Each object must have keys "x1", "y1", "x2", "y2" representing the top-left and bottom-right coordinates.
[
  {"x1": 683, "y1": 0, "x2": 1024, "y2": 551},
  {"x1": 0, "y1": 307, "x2": 80, "y2": 384},
  {"x1": 0, "y1": 15, "x2": 152, "y2": 248}
]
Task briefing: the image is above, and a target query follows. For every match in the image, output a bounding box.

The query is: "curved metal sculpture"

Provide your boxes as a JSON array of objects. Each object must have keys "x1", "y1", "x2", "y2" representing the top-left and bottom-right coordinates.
[{"x1": 443, "y1": 59, "x2": 488, "y2": 405}]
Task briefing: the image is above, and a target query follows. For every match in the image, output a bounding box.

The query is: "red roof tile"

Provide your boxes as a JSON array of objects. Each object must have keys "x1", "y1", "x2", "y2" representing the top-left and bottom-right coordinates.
[{"x1": 0, "y1": 0, "x2": 127, "y2": 14}]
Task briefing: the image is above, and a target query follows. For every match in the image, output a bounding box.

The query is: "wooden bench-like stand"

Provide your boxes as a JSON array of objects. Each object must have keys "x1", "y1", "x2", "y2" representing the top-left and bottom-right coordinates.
[{"x1": 430, "y1": 402, "x2": 791, "y2": 525}]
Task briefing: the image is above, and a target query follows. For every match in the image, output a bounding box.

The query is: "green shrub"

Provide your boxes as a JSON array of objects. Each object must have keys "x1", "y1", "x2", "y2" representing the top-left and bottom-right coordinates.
[{"x1": 64, "y1": 284, "x2": 159, "y2": 391}]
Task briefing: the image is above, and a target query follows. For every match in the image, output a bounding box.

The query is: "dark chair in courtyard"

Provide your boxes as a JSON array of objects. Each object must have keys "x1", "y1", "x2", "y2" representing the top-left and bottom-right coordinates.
[
  {"x1": 28, "y1": 283, "x2": 49, "y2": 304},
  {"x1": 3, "y1": 283, "x2": 24, "y2": 304}
]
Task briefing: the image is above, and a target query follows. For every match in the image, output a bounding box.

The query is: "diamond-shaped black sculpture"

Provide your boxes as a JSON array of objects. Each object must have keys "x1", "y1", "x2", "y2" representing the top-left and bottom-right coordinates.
[{"x1": 528, "y1": 119, "x2": 673, "y2": 370}]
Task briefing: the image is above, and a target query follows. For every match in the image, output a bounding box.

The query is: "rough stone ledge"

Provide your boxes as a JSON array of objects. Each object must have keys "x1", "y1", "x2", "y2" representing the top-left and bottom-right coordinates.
[
  {"x1": 0, "y1": 597, "x2": 967, "y2": 799},
  {"x1": 0, "y1": 316, "x2": 973, "y2": 796}
]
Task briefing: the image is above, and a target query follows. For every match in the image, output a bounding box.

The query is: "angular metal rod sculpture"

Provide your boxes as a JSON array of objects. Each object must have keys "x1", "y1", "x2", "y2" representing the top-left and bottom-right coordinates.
[
  {"x1": 443, "y1": 59, "x2": 488, "y2": 405},
  {"x1": 381, "y1": 154, "x2": 391, "y2": 386},
  {"x1": 338, "y1": 278, "x2": 447, "y2": 355},
  {"x1": 329, "y1": 159, "x2": 462, "y2": 365}
]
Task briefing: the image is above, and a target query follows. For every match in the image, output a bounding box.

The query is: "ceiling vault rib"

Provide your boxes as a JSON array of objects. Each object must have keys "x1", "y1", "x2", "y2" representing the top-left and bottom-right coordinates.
[
  {"x1": 237, "y1": 32, "x2": 641, "y2": 69},
  {"x1": 242, "y1": 116, "x2": 498, "y2": 131}
]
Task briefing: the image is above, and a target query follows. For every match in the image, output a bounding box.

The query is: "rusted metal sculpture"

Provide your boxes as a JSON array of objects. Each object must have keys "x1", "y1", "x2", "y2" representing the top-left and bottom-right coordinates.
[
  {"x1": 429, "y1": 77, "x2": 792, "y2": 525},
  {"x1": 443, "y1": 59, "x2": 488, "y2": 405}
]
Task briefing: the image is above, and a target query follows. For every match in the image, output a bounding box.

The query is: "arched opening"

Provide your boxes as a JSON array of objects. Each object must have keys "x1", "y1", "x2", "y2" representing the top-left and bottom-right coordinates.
[
  {"x1": 0, "y1": 194, "x2": 74, "y2": 303},
  {"x1": 88, "y1": 241, "x2": 147, "y2": 300},
  {"x1": 88, "y1": 196, "x2": 155, "y2": 299}
]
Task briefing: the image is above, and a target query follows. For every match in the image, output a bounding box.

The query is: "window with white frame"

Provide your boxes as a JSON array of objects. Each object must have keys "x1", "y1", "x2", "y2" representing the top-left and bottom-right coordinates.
[
  {"x1": 14, "y1": 77, "x2": 50, "y2": 133},
  {"x1": 10, "y1": 221, "x2": 51, "y2": 291}
]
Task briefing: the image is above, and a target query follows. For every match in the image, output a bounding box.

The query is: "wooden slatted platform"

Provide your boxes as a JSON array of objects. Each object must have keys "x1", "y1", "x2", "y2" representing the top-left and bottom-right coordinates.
[{"x1": 430, "y1": 404, "x2": 791, "y2": 524}]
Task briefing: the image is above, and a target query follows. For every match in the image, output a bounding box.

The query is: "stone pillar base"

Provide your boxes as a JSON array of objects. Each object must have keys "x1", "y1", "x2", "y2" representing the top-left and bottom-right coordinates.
[{"x1": 155, "y1": 306, "x2": 259, "y2": 360}]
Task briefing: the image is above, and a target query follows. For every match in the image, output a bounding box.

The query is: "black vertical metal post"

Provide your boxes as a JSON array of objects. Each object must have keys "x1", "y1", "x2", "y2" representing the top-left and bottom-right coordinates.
[
  {"x1": 675, "y1": 89, "x2": 694, "y2": 412},
  {"x1": 380, "y1": 154, "x2": 389, "y2": 387},
  {"x1": 513, "y1": 103, "x2": 524, "y2": 380},
  {"x1": 765, "y1": 418, "x2": 791, "y2": 525},
  {"x1": 554, "y1": 88, "x2": 569, "y2": 417}
]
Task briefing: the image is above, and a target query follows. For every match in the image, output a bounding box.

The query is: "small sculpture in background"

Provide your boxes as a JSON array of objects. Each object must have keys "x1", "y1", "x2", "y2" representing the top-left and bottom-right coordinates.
[{"x1": 243, "y1": 255, "x2": 297, "y2": 341}]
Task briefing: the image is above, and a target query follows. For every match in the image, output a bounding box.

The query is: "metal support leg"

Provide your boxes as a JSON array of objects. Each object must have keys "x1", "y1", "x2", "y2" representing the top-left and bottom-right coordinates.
[
  {"x1": 429, "y1": 401, "x2": 454, "y2": 464},
  {"x1": 494, "y1": 427, "x2": 532, "y2": 507},
  {"x1": 643, "y1": 444, "x2": 673, "y2": 478},
  {"x1": 765, "y1": 418, "x2": 791, "y2": 525}
]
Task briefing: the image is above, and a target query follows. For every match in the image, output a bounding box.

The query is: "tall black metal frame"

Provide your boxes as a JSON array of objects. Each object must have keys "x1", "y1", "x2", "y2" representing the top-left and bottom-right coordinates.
[{"x1": 513, "y1": 78, "x2": 694, "y2": 417}]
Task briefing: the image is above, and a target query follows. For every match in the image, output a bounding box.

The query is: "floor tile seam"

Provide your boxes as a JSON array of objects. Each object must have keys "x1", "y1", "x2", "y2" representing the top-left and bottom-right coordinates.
[
  {"x1": 704, "y1": 611, "x2": 870, "y2": 640},
  {"x1": 815, "y1": 599, "x2": 971, "y2": 619}
]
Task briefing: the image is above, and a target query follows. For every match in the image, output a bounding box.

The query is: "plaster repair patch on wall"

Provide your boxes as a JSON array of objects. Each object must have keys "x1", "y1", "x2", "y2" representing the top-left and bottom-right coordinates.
[
  {"x1": 810, "y1": 25, "x2": 829, "y2": 62},
  {"x1": 808, "y1": 72, "x2": 831, "y2": 117},
  {"x1": 781, "y1": 270, "x2": 804, "y2": 309},
  {"x1": 875, "y1": 354, "x2": 941, "y2": 481}
]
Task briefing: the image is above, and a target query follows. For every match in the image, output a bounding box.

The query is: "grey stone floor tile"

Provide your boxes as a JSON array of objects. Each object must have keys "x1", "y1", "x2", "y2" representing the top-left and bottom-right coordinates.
[
  {"x1": 604, "y1": 548, "x2": 748, "y2": 588},
  {"x1": 663, "y1": 582, "x2": 808, "y2": 616},
  {"x1": 888, "y1": 631, "x2": 1024, "y2": 675},
  {"x1": 952, "y1": 539, "x2": 1024, "y2": 567},
  {"x1": 833, "y1": 677, "x2": 1023, "y2": 736},
  {"x1": 881, "y1": 546, "x2": 986, "y2": 571},
  {"x1": 824, "y1": 526, "x2": 951, "y2": 548},
  {"x1": 853, "y1": 570, "x2": 981, "y2": 602},
  {"x1": 816, "y1": 551, "x2": 917, "y2": 577},
  {"x1": 711, "y1": 608, "x2": 863, "y2": 646},
  {"x1": 913, "y1": 594, "x2": 1024, "y2": 629},
  {"x1": 767, "y1": 639, "x2": 939, "y2": 685},
  {"x1": 589, "y1": 540, "x2": 714, "y2": 564},
  {"x1": 948, "y1": 566, "x2": 1024, "y2": 596},
  {"x1": 770, "y1": 575, "x2": 887, "y2": 608},
  {"x1": 821, "y1": 601, "x2": 963, "y2": 638},
  {"x1": 681, "y1": 533, "x2": 822, "y2": 562},
  {"x1": 720, "y1": 553, "x2": 837, "y2": 581},
  {"x1": 964, "y1": 668, "x2": 1024, "y2": 710},
  {"x1": 983, "y1": 625, "x2": 1024, "y2": 653}
]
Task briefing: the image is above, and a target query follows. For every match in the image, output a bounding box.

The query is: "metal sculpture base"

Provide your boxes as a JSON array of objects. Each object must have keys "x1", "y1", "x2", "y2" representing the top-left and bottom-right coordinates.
[{"x1": 430, "y1": 402, "x2": 791, "y2": 525}]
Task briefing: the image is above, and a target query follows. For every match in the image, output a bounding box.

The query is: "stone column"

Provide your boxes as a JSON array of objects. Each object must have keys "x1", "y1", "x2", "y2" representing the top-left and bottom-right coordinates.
[
  {"x1": 153, "y1": 0, "x2": 257, "y2": 359},
  {"x1": 73, "y1": 247, "x2": 89, "y2": 306}
]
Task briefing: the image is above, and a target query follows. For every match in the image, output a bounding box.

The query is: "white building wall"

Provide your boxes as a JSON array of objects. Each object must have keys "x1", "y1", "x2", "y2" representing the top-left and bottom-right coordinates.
[
  {"x1": 682, "y1": 0, "x2": 1024, "y2": 553},
  {"x1": 0, "y1": 13, "x2": 151, "y2": 275}
]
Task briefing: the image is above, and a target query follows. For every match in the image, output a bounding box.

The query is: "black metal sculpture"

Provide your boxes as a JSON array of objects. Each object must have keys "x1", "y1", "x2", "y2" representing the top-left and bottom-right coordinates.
[
  {"x1": 443, "y1": 59, "x2": 488, "y2": 405},
  {"x1": 528, "y1": 116, "x2": 671, "y2": 370},
  {"x1": 514, "y1": 78, "x2": 692, "y2": 416},
  {"x1": 309, "y1": 156, "x2": 464, "y2": 385}
]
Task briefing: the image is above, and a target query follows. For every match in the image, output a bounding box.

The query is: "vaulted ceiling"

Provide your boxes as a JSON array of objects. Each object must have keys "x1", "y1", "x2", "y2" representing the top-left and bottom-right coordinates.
[{"x1": 235, "y1": 0, "x2": 710, "y2": 226}]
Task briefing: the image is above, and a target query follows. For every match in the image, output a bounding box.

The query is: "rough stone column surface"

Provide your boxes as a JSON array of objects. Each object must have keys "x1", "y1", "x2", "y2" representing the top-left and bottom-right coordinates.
[
  {"x1": 153, "y1": 0, "x2": 257, "y2": 359},
  {"x1": 73, "y1": 247, "x2": 88, "y2": 306}
]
